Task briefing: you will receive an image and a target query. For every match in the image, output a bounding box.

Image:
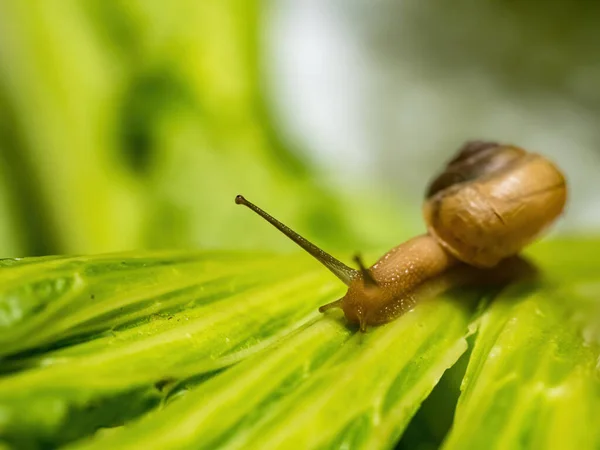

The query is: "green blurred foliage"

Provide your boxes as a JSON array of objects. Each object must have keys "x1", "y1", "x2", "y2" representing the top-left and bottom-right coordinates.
[{"x1": 0, "y1": 0, "x2": 414, "y2": 258}]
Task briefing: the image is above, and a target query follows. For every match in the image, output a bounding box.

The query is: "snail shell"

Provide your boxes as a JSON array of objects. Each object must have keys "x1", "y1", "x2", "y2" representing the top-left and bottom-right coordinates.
[{"x1": 423, "y1": 141, "x2": 567, "y2": 268}]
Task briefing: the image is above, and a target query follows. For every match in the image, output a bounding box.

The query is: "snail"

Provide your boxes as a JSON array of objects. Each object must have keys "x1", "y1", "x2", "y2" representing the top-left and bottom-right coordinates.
[{"x1": 236, "y1": 141, "x2": 567, "y2": 331}]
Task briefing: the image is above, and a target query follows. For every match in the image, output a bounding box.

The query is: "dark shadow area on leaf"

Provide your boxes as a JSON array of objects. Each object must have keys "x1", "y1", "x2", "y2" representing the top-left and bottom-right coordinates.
[
  {"x1": 395, "y1": 339, "x2": 473, "y2": 450},
  {"x1": 1, "y1": 386, "x2": 162, "y2": 449}
]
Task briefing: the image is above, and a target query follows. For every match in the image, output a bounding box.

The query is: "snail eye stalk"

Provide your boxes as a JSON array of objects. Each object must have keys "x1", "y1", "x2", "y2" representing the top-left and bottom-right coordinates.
[
  {"x1": 353, "y1": 254, "x2": 378, "y2": 288},
  {"x1": 235, "y1": 195, "x2": 357, "y2": 285}
]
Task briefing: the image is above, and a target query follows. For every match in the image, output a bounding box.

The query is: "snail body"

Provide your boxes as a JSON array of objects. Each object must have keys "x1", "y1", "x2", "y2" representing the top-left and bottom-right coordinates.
[
  {"x1": 328, "y1": 234, "x2": 458, "y2": 329},
  {"x1": 236, "y1": 141, "x2": 567, "y2": 331}
]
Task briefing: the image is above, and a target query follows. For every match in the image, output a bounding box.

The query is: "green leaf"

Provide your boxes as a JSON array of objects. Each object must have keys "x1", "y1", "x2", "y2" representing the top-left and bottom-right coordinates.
[
  {"x1": 66, "y1": 290, "x2": 475, "y2": 450},
  {"x1": 0, "y1": 250, "x2": 478, "y2": 449},
  {"x1": 1, "y1": 239, "x2": 599, "y2": 449},
  {"x1": 0, "y1": 252, "x2": 343, "y2": 447},
  {"x1": 0, "y1": 251, "x2": 318, "y2": 356},
  {"x1": 442, "y1": 239, "x2": 600, "y2": 450}
]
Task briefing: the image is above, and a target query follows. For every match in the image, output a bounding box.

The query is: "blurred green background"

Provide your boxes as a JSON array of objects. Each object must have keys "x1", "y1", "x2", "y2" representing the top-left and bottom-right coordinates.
[{"x1": 0, "y1": 0, "x2": 598, "y2": 258}]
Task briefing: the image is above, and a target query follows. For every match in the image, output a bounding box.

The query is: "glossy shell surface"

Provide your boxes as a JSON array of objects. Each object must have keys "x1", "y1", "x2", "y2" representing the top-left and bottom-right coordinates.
[{"x1": 423, "y1": 143, "x2": 567, "y2": 267}]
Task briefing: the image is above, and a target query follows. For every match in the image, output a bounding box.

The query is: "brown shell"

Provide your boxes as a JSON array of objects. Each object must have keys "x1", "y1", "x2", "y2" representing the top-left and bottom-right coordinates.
[{"x1": 423, "y1": 142, "x2": 567, "y2": 268}]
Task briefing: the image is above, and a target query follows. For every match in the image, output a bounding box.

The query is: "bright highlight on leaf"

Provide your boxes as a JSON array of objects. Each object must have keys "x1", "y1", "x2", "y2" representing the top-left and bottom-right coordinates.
[{"x1": 0, "y1": 240, "x2": 599, "y2": 449}]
